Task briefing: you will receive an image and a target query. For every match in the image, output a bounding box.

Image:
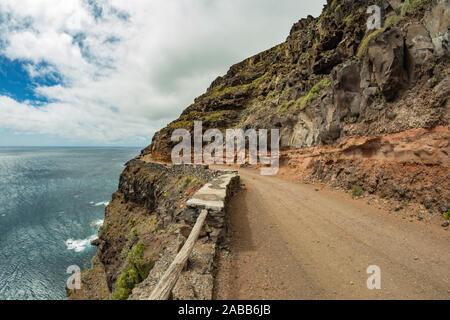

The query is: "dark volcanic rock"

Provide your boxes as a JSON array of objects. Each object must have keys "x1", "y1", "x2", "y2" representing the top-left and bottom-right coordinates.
[
  {"x1": 145, "y1": 0, "x2": 449, "y2": 161},
  {"x1": 363, "y1": 28, "x2": 409, "y2": 101}
]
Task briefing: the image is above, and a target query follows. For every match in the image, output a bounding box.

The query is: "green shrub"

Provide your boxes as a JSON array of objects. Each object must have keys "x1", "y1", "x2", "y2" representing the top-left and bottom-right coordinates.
[
  {"x1": 443, "y1": 210, "x2": 450, "y2": 220},
  {"x1": 111, "y1": 242, "x2": 152, "y2": 300},
  {"x1": 352, "y1": 184, "x2": 364, "y2": 197},
  {"x1": 182, "y1": 176, "x2": 193, "y2": 188},
  {"x1": 120, "y1": 245, "x2": 131, "y2": 260},
  {"x1": 128, "y1": 227, "x2": 139, "y2": 238}
]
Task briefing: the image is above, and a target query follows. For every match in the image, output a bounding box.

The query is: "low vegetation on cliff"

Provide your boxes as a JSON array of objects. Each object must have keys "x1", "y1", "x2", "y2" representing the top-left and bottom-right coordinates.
[{"x1": 111, "y1": 242, "x2": 153, "y2": 300}]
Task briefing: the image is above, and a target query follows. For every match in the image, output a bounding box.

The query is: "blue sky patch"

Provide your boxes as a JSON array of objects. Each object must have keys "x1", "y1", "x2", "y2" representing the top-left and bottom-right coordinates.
[{"x1": 0, "y1": 56, "x2": 63, "y2": 105}]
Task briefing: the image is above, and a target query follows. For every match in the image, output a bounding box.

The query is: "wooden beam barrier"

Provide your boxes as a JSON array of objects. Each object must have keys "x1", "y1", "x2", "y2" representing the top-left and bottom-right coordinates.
[{"x1": 148, "y1": 209, "x2": 208, "y2": 300}]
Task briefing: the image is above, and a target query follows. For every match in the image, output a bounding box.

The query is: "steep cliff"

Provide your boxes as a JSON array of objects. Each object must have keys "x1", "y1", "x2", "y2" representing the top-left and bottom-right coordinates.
[
  {"x1": 147, "y1": 0, "x2": 449, "y2": 159},
  {"x1": 145, "y1": 0, "x2": 449, "y2": 213}
]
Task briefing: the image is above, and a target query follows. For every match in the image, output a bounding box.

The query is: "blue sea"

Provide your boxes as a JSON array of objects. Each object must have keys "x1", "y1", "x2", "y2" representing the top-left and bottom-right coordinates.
[{"x1": 0, "y1": 147, "x2": 140, "y2": 300}]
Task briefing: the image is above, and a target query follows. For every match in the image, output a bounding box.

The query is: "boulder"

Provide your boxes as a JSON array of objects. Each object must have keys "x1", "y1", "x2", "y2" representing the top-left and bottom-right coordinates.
[{"x1": 364, "y1": 28, "x2": 408, "y2": 101}]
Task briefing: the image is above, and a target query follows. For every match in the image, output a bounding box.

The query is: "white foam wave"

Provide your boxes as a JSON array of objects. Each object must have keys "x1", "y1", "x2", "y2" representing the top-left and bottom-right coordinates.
[
  {"x1": 65, "y1": 235, "x2": 98, "y2": 252},
  {"x1": 90, "y1": 219, "x2": 104, "y2": 229},
  {"x1": 92, "y1": 201, "x2": 109, "y2": 207}
]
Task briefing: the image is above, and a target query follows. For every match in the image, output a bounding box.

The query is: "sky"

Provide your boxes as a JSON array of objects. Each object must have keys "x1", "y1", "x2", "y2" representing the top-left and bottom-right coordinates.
[{"x1": 0, "y1": 0, "x2": 325, "y2": 147}]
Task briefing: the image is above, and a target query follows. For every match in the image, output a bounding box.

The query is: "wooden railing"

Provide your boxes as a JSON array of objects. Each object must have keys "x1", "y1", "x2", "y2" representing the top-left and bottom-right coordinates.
[{"x1": 149, "y1": 209, "x2": 208, "y2": 300}]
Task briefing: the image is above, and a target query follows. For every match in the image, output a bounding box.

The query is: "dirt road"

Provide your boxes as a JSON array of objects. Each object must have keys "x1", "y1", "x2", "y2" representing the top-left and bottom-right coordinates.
[{"x1": 214, "y1": 168, "x2": 450, "y2": 300}]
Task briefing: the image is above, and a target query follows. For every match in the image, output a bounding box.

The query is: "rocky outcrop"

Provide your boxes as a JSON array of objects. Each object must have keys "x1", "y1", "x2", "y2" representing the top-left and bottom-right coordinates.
[{"x1": 364, "y1": 28, "x2": 409, "y2": 101}]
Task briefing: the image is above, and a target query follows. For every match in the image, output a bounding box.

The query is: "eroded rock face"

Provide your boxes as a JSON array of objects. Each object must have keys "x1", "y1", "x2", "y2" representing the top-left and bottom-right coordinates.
[
  {"x1": 285, "y1": 126, "x2": 450, "y2": 213},
  {"x1": 145, "y1": 0, "x2": 449, "y2": 162}
]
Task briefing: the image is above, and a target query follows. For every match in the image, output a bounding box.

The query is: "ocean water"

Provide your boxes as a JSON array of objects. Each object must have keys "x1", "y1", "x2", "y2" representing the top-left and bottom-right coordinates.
[{"x1": 0, "y1": 147, "x2": 140, "y2": 300}]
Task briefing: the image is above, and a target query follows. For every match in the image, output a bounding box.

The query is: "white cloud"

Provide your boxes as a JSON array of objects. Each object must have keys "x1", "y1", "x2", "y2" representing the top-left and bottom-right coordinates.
[{"x1": 0, "y1": 0, "x2": 325, "y2": 145}]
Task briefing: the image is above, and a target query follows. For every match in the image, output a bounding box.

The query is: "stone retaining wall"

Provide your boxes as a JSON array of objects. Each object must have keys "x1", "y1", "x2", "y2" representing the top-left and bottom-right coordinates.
[{"x1": 129, "y1": 164, "x2": 240, "y2": 300}]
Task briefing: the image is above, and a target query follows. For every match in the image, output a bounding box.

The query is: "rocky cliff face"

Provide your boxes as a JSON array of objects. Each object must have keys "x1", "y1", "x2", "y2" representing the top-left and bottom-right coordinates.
[
  {"x1": 147, "y1": 0, "x2": 449, "y2": 159},
  {"x1": 145, "y1": 0, "x2": 449, "y2": 213}
]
